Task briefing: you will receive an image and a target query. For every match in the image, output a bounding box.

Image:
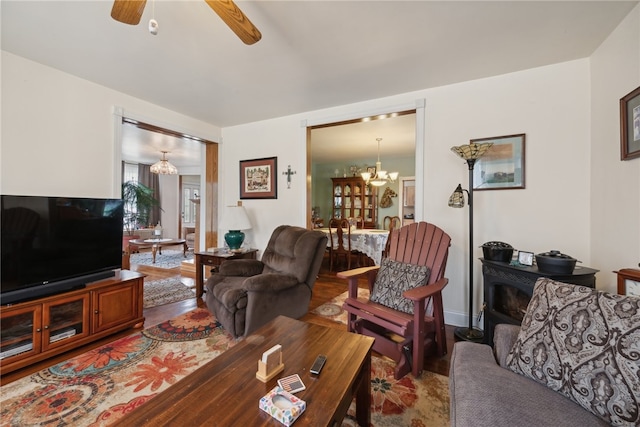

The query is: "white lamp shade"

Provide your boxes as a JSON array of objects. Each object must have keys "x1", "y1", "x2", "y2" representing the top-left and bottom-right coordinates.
[{"x1": 219, "y1": 205, "x2": 252, "y2": 230}]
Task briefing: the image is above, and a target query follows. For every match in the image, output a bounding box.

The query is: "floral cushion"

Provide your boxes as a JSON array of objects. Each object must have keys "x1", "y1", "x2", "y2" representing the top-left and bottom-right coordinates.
[
  {"x1": 506, "y1": 277, "x2": 640, "y2": 426},
  {"x1": 369, "y1": 258, "x2": 430, "y2": 314}
]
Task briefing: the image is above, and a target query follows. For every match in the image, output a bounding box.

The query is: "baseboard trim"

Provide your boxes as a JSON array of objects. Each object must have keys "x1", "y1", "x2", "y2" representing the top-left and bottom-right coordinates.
[{"x1": 444, "y1": 309, "x2": 484, "y2": 331}]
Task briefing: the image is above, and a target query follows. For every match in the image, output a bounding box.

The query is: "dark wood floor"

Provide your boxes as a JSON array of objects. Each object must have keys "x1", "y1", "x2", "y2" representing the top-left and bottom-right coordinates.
[{"x1": 1, "y1": 253, "x2": 454, "y2": 385}]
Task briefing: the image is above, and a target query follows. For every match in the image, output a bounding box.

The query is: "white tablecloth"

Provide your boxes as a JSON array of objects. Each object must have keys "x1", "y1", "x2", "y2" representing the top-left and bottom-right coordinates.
[{"x1": 320, "y1": 228, "x2": 389, "y2": 266}]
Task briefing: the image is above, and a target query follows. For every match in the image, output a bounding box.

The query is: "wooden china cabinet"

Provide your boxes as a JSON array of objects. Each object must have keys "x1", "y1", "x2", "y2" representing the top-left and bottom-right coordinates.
[
  {"x1": 331, "y1": 177, "x2": 376, "y2": 228},
  {"x1": 0, "y1": 270, "x2": 144, "y2": 375}
]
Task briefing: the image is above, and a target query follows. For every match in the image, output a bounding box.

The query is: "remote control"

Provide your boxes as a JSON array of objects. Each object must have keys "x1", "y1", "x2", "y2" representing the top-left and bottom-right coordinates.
[{"x1": 310, "y1": 354, "x2": 327, "y2": 375}]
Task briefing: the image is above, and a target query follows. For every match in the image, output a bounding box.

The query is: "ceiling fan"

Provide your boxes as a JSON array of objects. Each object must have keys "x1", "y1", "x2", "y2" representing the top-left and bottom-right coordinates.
[{"x1": 110, "y1": 0, "x2": 262, "y2": 45}]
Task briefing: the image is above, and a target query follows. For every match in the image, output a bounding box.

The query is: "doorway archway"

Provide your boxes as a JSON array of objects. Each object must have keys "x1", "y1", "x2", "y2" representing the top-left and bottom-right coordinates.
[
  {"x1": 114, "y1": 115, "x2": 219, "y2": 250},
  {"x1": 305, "y1": 100, "x2": 425, "y2": 229}
]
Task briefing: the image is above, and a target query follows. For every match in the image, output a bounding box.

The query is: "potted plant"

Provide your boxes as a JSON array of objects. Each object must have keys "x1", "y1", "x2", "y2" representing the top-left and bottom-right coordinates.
[{"x1": 122, "y1": 180, "x2": 161, "y2": 237}]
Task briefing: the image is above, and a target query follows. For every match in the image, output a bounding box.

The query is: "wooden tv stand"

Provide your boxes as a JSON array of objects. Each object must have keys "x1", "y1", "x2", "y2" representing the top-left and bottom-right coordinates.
[{"x1": 0, "y1": 270, "x2": 144, "y2": 375}]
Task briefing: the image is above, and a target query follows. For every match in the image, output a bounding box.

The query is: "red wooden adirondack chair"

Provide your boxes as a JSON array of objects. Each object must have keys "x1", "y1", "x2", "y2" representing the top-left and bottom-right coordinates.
[{"x1": 338, "y1": 221, "x2": 451, "y2": 379}]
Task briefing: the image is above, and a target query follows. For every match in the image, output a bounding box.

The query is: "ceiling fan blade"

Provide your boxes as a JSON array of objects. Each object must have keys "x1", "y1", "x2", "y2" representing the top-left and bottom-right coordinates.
[
  {"x1": 204, "y1": 0, "x2": 262, "y2": 45},
  {"x1": 111, "y1": 0, "x2": 147, "y2": 25}
]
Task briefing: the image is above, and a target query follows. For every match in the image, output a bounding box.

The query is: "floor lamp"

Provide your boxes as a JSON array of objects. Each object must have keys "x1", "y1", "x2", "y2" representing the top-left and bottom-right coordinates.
[{"x1": 449, "y1": 142, "x2": 493, "y2": 342}]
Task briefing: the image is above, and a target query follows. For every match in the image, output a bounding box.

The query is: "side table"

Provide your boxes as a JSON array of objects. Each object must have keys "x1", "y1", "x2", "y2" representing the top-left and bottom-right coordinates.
[{"x1": 194, "y1": 249, "x2": 258, "y2": 297}]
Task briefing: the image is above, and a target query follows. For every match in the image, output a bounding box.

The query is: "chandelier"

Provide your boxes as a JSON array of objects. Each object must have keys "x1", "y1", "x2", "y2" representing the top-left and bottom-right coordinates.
[
  {"x1": 361, "y1": 138, "x2": 398, "y2": 187},
  {"x1": 150, "y1": 151, "x2": 178, "y2": 175}
]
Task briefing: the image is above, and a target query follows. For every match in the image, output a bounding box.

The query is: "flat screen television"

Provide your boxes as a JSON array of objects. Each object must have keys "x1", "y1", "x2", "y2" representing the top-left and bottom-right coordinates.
[{"x1": 1, "y1": 195, "x2": 124, "y2": 305}]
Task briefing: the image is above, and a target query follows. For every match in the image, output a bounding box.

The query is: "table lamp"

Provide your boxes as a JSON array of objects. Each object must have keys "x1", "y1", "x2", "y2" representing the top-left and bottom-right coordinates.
[{"x1": 219, "y1": 205, "x2": 252, "y2": 252}]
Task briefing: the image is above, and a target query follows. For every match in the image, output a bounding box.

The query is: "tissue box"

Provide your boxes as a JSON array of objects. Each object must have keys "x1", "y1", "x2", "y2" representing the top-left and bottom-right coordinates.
[{"x1": 259, "y1": 386, "x2": 306, "y2": 426}]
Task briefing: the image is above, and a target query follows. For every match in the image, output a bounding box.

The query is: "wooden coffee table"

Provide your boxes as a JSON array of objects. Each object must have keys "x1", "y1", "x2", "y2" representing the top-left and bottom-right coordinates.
[
  {"x1": 119, "y1": 316, "x2": 375, "y2": 426},
  {"x1": 128, "y1": 238, "x2": 187, "y2": 264}
]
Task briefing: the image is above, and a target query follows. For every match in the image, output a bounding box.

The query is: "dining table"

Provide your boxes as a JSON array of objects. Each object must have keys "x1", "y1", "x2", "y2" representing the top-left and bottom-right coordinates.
[{"x1": 318, "y1": 227, "x2": 389, "y2": 266}]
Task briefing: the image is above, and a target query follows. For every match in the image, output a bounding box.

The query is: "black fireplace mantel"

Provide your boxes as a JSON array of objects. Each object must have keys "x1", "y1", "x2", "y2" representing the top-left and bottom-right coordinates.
[{"x1": 481, "y1": 258, "x2": 599, "y2": 345}]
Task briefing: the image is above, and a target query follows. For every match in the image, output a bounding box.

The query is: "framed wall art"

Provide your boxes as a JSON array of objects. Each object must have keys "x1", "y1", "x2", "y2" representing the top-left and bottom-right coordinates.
[
  {"x1": 472, "y1": 133, "x2": 526, "y2": 190},
  {"x1": 620, "y1": 86, "x2": 640, "y2": 161},
  {"x1": 240, "y1": 156, "x2": 277, "y2": 199},
  {"x1": 517, "y1": 251, "x2": 534, "y2": 266}
]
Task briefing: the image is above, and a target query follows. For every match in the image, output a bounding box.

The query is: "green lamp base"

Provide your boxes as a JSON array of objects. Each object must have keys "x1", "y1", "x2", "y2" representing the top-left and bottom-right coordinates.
[{"x1": 224, "y1": 230, "x2": 245, "y2": 251}]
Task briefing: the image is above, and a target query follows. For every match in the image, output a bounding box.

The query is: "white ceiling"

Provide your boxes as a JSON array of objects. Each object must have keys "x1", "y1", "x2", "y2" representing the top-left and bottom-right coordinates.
[
  {"x1": 3, "y1": 1, "x2": 637, "y2": 166},
  {"x1": 120, "y1": 122, "x2": 206, "y2": 167}
]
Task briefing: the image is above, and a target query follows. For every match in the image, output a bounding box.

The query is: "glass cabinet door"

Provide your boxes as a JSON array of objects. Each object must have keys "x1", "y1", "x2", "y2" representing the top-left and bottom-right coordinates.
[
  {"x1": 364, "y1": 185, "x2": 375, "y2": 225},
  {"x1": 0, "y1": 305, "x2": 41, "y2": 361},
  {"x1": 344, "y1": 183, "x2": 352, "y2": 216},
  {"x1": 352, "y1": 183, "x2": 363, "y2": 224},
  {"x1": 42, "y1": 293, "x2": 90, "y2": 350},
  {"x1": 333, "y1": 183, "x2": 343, "y2": 218}
]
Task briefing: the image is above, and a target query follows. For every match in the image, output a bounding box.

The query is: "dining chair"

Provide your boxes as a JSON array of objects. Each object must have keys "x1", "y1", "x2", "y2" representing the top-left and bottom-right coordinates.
[
  {"x1": 328, "y1": 218, "x2": 356, "y2": 271},
  {"x1": 383, "y1": 215, "x2": 401, "y2": 232},
  {"x1": 338, "y1": 222, "x2": 451, "y2": 379},
  {"x1": 354, "y1": 217, "x2": 365, "y2": 229},
  {"x1": 382, "y1": 215, "x2": 401, "y2": 258}
]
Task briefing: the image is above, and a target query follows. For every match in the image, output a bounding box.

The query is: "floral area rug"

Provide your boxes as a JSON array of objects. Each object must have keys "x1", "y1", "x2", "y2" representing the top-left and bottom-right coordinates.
[
  {"x1": 130, "y1": 249, "x2": 193, "y2": 269},
  {"x1": 2, "y1": 301, "x2": 450, "y2": 427},
  {"x1": 343, "y1": 356, "x2": 450, "y2": 427},
  {"x1": 312, "y1": 289, "x2": 370, "y2": 325},
  {"x1": 0, "y1": 308, "x2": 238, "y2": 427},
  {"x1": 143, "y1": 276, "x2": 195, "y2": 308}
]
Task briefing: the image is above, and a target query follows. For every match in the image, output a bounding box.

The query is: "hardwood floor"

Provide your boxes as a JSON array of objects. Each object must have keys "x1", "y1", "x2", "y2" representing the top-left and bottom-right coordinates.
[{"x1": 1, "y1": 253, "x2": 454, "y2": 385}]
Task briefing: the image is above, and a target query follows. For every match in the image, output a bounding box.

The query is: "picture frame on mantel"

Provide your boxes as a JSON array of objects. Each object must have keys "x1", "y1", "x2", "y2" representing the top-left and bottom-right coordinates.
[
  {"x1": 620, "y1": 86, "x2": 640, "y2": 161},
  {"x1": 240, "y1": 156, "x2": 277, "y2": 199},
  {"x1": 472, "y1": 133, "x2": 526, "y2": 190}
]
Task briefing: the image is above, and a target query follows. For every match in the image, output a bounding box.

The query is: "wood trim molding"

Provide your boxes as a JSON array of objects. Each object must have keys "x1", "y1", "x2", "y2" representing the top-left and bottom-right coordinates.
[{"x1": 205, "y1": 143, "x2": 218, "y2": 250}]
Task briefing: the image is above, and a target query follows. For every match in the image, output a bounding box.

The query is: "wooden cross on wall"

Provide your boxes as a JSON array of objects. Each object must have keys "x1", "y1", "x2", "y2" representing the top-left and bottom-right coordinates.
[{"x1": 283, "y1": 165, "x2": 296, "y2": 189}]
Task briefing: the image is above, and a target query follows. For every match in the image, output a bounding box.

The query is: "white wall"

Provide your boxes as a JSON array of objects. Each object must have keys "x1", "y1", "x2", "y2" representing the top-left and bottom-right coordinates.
[
  {"x1": 590, "y1": 4, "x2": 640, "y2": 293},
  {"x1": 222, "y1": 59, "x2": 596, "y2": 327},
  {"x1": 1, "y1": 51, "x2": 221, "y2": 199},
  {"x1": 220, "y1": 118, "x2": 307, "y2": 250}
]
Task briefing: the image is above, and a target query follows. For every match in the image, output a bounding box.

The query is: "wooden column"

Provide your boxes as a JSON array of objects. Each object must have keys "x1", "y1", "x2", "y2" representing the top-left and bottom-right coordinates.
[{"x1": 205, "y1": 143, "x2": 218, "y2": 251}]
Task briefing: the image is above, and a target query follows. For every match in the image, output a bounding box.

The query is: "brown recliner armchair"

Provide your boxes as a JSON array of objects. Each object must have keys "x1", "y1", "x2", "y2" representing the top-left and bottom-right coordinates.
[{"x1": 204, "y1": 225, "x2": 328, "y2": 337}]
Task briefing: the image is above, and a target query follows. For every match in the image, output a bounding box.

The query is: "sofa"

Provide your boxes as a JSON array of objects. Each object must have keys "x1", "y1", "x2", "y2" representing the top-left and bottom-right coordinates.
[
  {"x1": 204, "y1": 225, "x2": 327, "y2": 337},
  {"x1": 450, "y1": 278, "x2": 640, "y2": 427}
]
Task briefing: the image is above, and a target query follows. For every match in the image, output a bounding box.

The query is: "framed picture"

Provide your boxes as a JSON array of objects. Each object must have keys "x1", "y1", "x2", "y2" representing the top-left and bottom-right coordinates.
[
  {"x1": 518, "y1": 251, "x2": 534, "y2": 266},
  {"x1": 620, "y1": 86, "x2": 640, "y2": 161},
  {"x1": 472, "y1": 134, "x2": 525, "y2": 190},
  {"x1": 366, "y1": 166, "x2": 376, "y2": 175},
  {"x1": 240, "y1": 157, "x2": 277, "y2": 199}
]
